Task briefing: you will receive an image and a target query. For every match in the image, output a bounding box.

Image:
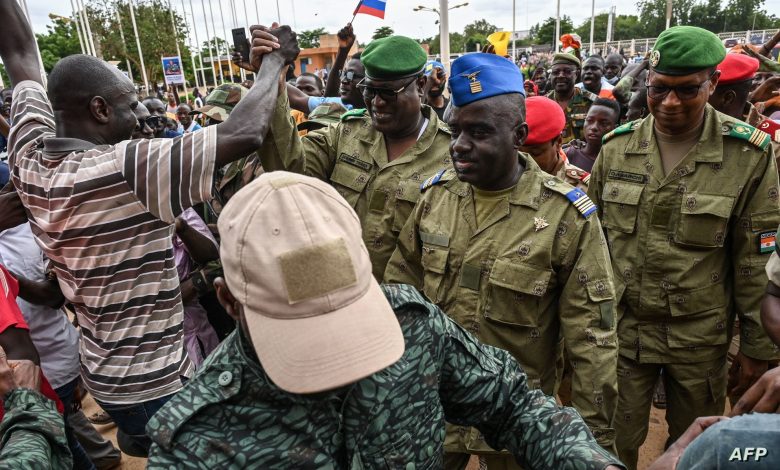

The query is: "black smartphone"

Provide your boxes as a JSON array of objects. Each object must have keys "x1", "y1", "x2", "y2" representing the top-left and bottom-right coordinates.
[{"x1": 232, "y1": 27, "x2": 249, "y2": 62}]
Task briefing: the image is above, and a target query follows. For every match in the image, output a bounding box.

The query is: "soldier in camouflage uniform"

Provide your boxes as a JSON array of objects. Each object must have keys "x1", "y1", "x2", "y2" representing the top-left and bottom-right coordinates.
[
  {"x1": 546, "y1": 53, "x2": 597, "y2": 143},
  {"x1": 146, "y1": 172, "x2": 625, "y2": 470},
  {"x1": 0, "y1": 344, "x2": 71, "y2": 469},
  {"x1": 384, "y1": 53, "x2": 618, "y2": 470},
  {"x1": 588, "y1": 26, "x2": 780, "y2": 470},
  {"x1": 256, "y1": 35, "x2": 452, "y2": 279},
  {"x1": 520, "y1": 95, "x2": 590, "y2": 190}
]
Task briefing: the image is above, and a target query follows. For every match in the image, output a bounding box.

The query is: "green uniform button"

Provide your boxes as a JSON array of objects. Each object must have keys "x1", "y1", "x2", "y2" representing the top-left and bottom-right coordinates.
[{"x1": 218, "y1": 371, "x2": 233, "y2": 386}]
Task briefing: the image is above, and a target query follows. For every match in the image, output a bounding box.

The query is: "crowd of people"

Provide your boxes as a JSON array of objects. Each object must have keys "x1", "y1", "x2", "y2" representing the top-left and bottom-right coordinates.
[{"x1": 1, "y1": 0, "x2": 780, "y2": 468}]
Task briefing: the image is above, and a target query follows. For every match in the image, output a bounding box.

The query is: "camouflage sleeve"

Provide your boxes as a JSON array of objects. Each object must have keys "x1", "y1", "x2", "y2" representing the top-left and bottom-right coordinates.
[
  {"x1": 556, "y1": 214, "x2": 619, "y2": 449},
  {"x1": 732, "y1": 147, "x2": 780, "y2": 360},
  {"x1": 148, "y1": 443, "x2": 207, "y2": 469},
  {"x1": 257, "y1": 86, "x2": 339, "y2": 181},
  {"x1": 0, "y1": 388, "x2": 72, "y2": 470},
  {"x1": 382, "y1": 195, "x2": 425, "y2": 287},
  {"x1": 433, "y1": 310, "x2": 625, "y2": 470},
  {"x1": 611, "y1": 76, "x2": 633, "y2": 103}
]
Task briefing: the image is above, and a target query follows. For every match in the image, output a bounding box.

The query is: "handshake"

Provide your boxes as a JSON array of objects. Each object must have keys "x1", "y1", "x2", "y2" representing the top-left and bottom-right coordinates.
[{"x1": 235, "y1": 23, "x2": 300, "y2": 74}]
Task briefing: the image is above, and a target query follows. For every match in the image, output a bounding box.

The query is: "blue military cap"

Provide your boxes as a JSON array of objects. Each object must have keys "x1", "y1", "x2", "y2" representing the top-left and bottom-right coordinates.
[
  {"x1": 424, "y1": 60, "x2": 444, "y2": 76},
  {"x1": 448, "y1": 53, "x2": 524, "y2": 107}
]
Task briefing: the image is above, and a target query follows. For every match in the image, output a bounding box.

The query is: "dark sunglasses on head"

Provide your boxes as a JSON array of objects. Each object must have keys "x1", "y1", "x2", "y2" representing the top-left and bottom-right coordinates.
[
  {"x1": 645, "y1": 71, "x2": 716, "y2": 101},
  {"x1": 357, "y1": 77, "x2": 417, "y2": 102},
  {"x1": 340, "y1": 70, "x2": 364, "y2": 82}
]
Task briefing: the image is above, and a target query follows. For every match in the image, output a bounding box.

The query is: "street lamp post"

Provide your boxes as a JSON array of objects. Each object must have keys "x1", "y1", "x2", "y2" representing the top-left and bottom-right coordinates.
[{"x1": 412, "y1": 2, "x2": 468, "y2": 71}]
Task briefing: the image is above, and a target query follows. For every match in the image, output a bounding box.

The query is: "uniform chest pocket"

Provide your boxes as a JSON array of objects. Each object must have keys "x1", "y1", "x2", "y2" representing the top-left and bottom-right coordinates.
[
  {"x1": 675, "y1": 193, "x2": 734, "y2": 248},
  {"x1": 331, "y1": 161, "x2": 371, "y2": 199},
  {"x1": 484, "y1": 259, "x2": 552, "y2": 327},
  {"x1": 421, "y1": 242, "x2": 449, "y2": 301},
  {"x1": 601, "y1": 181, "x2": 644, "y2": 234},
  {"x1": 392, "y1": 180, "x2": 421, "y2": 232}
]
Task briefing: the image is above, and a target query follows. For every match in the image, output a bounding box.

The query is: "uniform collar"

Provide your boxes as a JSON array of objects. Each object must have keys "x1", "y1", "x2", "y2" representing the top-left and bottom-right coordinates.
[
  {"x1": 623, "y1": 105, "x2": 724, "y2": 163},
  {"x1": 443, "y1": 152, "x2": 543, "y2": 211},
  {"x1": 41, "y1": 137, "x2": 103, "y2": 155}
]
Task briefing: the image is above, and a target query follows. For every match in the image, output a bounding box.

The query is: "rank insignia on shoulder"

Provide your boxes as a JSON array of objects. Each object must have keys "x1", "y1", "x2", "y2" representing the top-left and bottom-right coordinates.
[
  {"x1": 602, "y1": 120, "x2": 640, "y2": 143},
  {"x1": 759, "y1": 230, "x2": 777, "y2": 254},
  {"x1": 340, "y1": 108, "x2": 368, "y2": 122},
  {"x1": 565, "y1": 187, "x2": 597, "y2": 218},
  {"x1": 420, "y1": 168, "x2": 451, "y2": 191},
  {"x1": 723, "y1": 121, "x2": 771, "y2": 151}
]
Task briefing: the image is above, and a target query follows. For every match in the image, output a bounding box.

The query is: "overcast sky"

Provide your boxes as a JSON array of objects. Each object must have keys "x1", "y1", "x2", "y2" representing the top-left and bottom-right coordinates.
[{"x1": 22, "y1": 0, "x2": 780, "y2": 49}]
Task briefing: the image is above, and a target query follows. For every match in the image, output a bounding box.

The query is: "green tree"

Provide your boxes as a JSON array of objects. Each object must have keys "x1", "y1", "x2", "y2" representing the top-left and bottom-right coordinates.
[
  {"x1": 298, "y1": 28, "x2": 327, "y2": 49},
  {"x1": 531, "y1": 16, "x2": 575, "y2": 47},
  {"x1": 635, "y1": 0, "x2": 696, "y2": 36},
  {"x1": 463, "y1": 19, "x2": 497, "y2": 38},
  {"x1": 372, "y1": 26, "x2": 395, "y2": 40},
  {"x1": 35, "y1": 16, "x2": 83, "y2": 73},
  {"x1": 426, "y1": 32, "x2": 467, "y2": 56},
  {"x1": 86, "y1": 0, "x2": 193, "y2": 89},
  {"x1": 575, "y1": 13, "x2": 643, "y2": 42},
  {"x1": 688, "y1": 0, "x2": 725, "y2": 32},
  {"x1": 722, "y1": 0, "x2": 778, "y2": 31}
]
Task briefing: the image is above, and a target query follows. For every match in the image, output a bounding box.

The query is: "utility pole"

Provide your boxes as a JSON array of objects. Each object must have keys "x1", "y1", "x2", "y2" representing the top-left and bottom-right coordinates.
[
  {"x1": 115, "y1": 6, "x2": 134, "y2": 82},
  {"x1": 439, "y1": 0, "x2": 450, "y2": 70},
  {"x1": 128, "y1": 0, "x2": 149, "y2": 93},
  {"x1": 554, "y1": 0, "x2": 561, "y2": 52}
]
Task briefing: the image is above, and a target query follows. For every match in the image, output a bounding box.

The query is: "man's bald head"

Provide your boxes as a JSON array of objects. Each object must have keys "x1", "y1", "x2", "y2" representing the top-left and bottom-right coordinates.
[
  {"x1": 47, "y1": 54, "x2": 135, "y2": 113},
  {"x1": 46, "y1": 54, "x2": 139, "y2": 144}
]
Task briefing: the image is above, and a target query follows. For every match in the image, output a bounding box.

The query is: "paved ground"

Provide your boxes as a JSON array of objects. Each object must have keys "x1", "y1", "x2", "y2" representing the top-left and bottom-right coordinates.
[{"x1": 88, "y1": 395, "x2": 670, "y2": 470}]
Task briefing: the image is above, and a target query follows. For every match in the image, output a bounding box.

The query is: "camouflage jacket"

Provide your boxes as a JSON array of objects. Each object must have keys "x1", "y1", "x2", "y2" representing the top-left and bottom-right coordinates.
[
  {"x1": 384, "y1": 154, "x2": 617, "y2": 451},
  {"x1": 258, "y1": 88, "x2": 452, "y2": 279},
  {"x1": 147, "y1": 284, "x2": 624, "y2": 470},
  {"x1": 590, "y1": 105, "x2": 780, "y2": 364},
  {"x1": 0, "y1": 388, "x2": 71, "y2": 469},
  {"x1": 546, "y1": 88, "x2": 597, "y2": 143}
]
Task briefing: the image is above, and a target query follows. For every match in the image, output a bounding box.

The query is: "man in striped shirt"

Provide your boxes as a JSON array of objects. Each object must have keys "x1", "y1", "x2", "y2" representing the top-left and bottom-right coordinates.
[{"x1": 0, "y1": 1, "x2": 299, "y2": 455}]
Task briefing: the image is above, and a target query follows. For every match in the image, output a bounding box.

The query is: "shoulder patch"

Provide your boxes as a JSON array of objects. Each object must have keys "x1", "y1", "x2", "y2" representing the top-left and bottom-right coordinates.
[
  {"x1": 723, "y1": 121, "x2": 771, "y2": 151},
  {"x1": 340, "y1": 108, "x2": 368, "y2": 122},
  {"x1": 603, "y1": 120, "x2": 640, "y2": 143},
  {"x1": 420, "y1": 168, "x2": 453, "y2": 191},
  {"x1": 543, "y1": 179, "x2": 597, "y2": 218},
  {"x1": 757, "y1": 118, "x2": 780, "y2": 143}
]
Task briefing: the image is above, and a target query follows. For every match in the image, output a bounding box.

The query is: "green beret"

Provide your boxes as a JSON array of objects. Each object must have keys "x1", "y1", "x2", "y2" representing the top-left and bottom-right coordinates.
[
  {"x1": 552, "y1": 53, "x2": 581, "y2": 68},
  {"x1": 650, "y1": 26, "x2": 726, "y2": 75},
  {"x1": 361, "y1": 36, "x2": 427, "y2": 80}
]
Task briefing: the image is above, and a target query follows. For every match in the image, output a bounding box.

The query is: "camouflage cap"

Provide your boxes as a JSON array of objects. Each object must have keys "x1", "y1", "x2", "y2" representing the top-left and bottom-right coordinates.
[
  {"x1": 191, "y1": 84, "x2": 249, "y2": 122},
  {"x1": 298, "y1": 102, "x2": 347, "y2": 132}
]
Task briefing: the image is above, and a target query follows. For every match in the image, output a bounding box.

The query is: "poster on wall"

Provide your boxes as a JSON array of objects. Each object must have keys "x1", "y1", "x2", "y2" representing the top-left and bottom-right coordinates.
[{"x1": 162, "y1": 56, "x2": 185, "y2": 85}]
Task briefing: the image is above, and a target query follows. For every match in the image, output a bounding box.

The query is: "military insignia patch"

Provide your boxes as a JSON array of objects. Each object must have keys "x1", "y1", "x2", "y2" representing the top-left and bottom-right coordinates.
[
  {"x1": 420, "y1": 168, "x2": 450, "y2": 191},
  {"x1": 650, "y1": 50, "x2": 660, "y2": 67},
  {"x1": 759, "y1": 231, "x2": 776, "y2": 254},
  {"x1": 463, "y1": 71, "x2": 483, "y2": 94},
  {"x1": 565, "y1": 188, "x2": 597, "y2": 217},
  {"x1": 533, "y1": 217, "x2": 549, "y2": 232}
]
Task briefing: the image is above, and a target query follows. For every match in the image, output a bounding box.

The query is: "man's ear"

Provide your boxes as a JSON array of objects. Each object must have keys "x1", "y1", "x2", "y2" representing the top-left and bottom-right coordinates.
[
  {"x1": 513, "y1": 122, "x2": 529, "y2": 148},
  {"x1": 215, "y1": 278, "x2": 240, "y2": 322},
  {"x1": 89, "y1": 96, "x2": 111, "y2": 124}
]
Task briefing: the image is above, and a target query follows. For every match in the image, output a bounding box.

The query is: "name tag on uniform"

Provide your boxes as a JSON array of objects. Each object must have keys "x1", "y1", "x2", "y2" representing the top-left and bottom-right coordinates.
[
  {"x1": 759, "y1": 231, "x2": 776, "y2": 254},
  {"x1": 607, "y1": 170, "x2": 648, "y2": 184},
  {"x1": 338, "y1": 153, "x2": 372, "y2": 172}
]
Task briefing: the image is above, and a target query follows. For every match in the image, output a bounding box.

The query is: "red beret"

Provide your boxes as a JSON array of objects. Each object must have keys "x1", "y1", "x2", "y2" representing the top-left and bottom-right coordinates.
[
  {"x1": 525, "y1": 96, "x2": 565, "y2": 145},
  {"x1": 717, "y1": 53, "x2": 759, "y2": 85}
]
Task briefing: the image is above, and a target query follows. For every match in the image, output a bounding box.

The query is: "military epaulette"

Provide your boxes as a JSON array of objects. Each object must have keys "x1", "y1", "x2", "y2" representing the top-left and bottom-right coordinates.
[
  {"x1": 340, "y1": 108, "x2": 368, "y2": 122},
  {"x1": 543, "y1": 179, "x2": 597, "y2": 218},
  {"x1": 565, "y1": 167, "x2": 590, "y2": 183},
  {"x1": 420, "y1": 168, "x2": 452, "y2": 191},
  {"x1": 602, "y1": 120, "x2": 640, "y2": 143},
  {"x1": 723, "y1": 121, "x2": 771, "y2": 151}
]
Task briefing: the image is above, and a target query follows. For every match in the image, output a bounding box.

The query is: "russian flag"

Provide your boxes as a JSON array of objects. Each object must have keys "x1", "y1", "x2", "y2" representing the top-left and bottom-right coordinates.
[{"x1": 354, "y1": 0, "x2": 387, "y2": 19}]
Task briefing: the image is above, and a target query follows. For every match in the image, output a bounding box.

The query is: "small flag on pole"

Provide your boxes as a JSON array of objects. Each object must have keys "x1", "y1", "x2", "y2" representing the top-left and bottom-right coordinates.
[{"x1": 353, "y1": 0, "x2": 387, "y2": 19}]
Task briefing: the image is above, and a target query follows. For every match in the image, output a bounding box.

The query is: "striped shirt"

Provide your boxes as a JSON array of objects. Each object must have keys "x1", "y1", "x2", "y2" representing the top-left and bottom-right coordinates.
[{"x1": 8, "y1": 81, "x2": 217, "y2": 404}]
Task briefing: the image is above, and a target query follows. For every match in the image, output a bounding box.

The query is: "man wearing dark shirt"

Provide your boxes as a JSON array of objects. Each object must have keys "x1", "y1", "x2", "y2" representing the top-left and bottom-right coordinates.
[{"x1": 565, "y1": 98, "x2": 620, "y2": 172}]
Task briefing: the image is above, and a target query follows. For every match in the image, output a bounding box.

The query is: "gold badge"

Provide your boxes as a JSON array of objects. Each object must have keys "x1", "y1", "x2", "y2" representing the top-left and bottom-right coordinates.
[
  {"x1": 735, "y1": 125, "x2": 750, "y2": 135},
  {"x1": 533, "y1": 217, "x2": 549, "y2": 232},
  {"x1": 463, "y1": 71, "x2": 482, "y2": 94},
  {"x1": 650, "y1": 50, "x2": 660, "y2": 67}
]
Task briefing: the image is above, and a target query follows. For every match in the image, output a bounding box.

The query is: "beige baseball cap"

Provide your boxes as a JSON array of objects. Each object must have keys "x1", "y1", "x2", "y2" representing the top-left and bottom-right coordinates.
[{"x1": 217, "y1": 171, "x2": 405, "y2": 394}]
